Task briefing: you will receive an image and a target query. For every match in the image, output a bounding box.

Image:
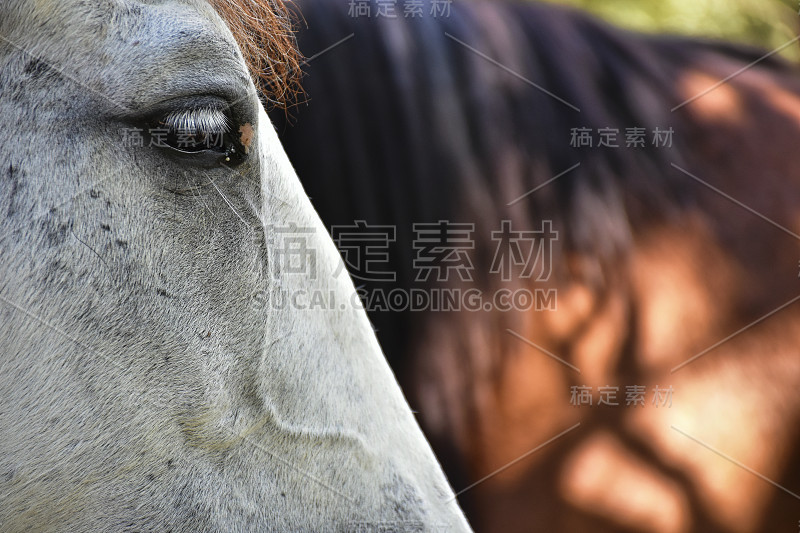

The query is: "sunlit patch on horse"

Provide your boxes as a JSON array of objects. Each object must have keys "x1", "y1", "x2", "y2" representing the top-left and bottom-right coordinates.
[{"x1": 270, "y1": 0, "x2": 800, "y2": 531}]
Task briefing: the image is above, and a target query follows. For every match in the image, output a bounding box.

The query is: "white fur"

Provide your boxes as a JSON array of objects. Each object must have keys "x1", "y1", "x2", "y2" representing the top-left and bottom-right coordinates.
[{"x1": 0, "y1": 1, "x2": 471, "y2": 531}]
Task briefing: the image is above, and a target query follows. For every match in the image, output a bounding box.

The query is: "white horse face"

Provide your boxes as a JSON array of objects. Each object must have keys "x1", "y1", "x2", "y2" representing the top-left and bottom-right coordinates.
[{"x1": 0, "y1": 1, "x2": 470, "y2": 531}]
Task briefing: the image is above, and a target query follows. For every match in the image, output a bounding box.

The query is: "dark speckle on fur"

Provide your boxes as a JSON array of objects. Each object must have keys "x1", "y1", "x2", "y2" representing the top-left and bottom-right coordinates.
[
  {"x1": 23, "y1": 58, "x2": 52, "y2": 80},
  {"x1": 44, "y1": 258, "x2": 70, "y2": 284},
  {"x1": 382, "y1": 475, "x2": 427, "y2": 525},
  {"x1": 43, "y1": 217, "x2": 73, "y2": 246},
  {"x1": 5, "y1": 163, "x2": 21, "y2": 217}
]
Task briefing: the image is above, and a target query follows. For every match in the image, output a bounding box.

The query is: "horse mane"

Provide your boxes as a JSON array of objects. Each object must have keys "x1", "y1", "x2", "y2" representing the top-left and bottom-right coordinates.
[
  {"x1": 272, "y1": 1, "x2": 690, "y2": 278},
  {"x1": 269, "y1": 0, "x2": 800, "y2": 368},
  {"x1": 210, "y1": 0, "x2": 303, "y2": 108},
  {"x1": 274, "y1": 0, "x2": 795, "y2": 274}
]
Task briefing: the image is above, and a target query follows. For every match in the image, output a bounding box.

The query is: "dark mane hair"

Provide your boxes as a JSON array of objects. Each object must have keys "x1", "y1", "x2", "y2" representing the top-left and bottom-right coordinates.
[
  {"x1": 268, "y1": 1, "x2": 800, "y2": 528},
  {"x1": 210, "y1": 0, "x2": 303, "y2": 107},
  {"x1": 270, "y1": 0, "x2": 795, "y2": 362},
  {"x1": 275, "y1": 0, "x2": 790, "y2": 268}
]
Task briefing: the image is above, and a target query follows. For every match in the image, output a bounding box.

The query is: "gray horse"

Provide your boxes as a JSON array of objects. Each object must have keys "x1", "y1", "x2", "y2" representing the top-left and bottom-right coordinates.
[{"x1": 0, "y1": 1, "x2": 471, "y2": 531}]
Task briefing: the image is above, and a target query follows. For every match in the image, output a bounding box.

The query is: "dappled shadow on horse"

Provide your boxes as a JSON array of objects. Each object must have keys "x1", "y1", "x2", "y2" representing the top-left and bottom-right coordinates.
[{"x1": 272, "y1": 0, "x2": 800, "y2": 531}]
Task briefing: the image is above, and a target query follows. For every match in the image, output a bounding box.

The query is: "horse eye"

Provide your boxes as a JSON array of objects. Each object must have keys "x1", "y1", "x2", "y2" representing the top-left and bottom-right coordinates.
[{"x1": 151, "y1": 107, "x2": 231, "y2": 155}]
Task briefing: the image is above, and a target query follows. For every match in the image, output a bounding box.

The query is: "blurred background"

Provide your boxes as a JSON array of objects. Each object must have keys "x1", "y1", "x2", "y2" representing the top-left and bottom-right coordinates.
[
  {"x1": 272, "y1": 0, "x2": 800, "y2": 530},
  {"x1": 545, "y1": 0, "x2": 798, "y2": 59}
]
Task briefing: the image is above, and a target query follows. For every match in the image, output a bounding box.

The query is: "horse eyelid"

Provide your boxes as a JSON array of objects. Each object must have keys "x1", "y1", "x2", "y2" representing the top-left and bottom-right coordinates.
[{"x1": 161, "y1": 108, "x2": 230, "y2": 135}]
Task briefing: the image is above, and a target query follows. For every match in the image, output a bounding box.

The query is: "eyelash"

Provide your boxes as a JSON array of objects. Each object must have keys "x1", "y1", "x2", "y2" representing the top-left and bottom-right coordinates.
[
  {"x1": 151, "y1": 107, "x2": 238, "y2": 160},
  {"x1": 162, "y1": 108, "x2": 230, "y2": 136}
]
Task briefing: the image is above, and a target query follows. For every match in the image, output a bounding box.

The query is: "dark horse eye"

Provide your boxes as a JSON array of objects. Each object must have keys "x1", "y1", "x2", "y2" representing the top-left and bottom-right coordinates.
[
  {"x1": 155, "y1": 107, "x2": 230, "y2": 154},
  {"x1": 145, "y1": 106, "x2": 245, "y2": 166}
]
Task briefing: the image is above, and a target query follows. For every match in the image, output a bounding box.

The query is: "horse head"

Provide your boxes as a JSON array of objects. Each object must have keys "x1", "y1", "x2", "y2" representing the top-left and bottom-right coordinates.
[{"x1": 0, "y1": 1, "x2": 471, "y2": 531}]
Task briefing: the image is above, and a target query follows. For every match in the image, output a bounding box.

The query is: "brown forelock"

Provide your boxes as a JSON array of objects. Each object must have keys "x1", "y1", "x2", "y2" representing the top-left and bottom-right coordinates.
[{"x1": 209, "y1": 0, "x2": 303, "y2": 108}]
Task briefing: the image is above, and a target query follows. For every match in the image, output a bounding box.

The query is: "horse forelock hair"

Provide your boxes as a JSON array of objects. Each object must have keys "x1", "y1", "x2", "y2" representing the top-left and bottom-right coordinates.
[
  {"x1": 275, "y1": 0, "x2": 799, "y2": 285},
  {"x1": 210, "y1": 0, "x2": 303, "y2": 108}
]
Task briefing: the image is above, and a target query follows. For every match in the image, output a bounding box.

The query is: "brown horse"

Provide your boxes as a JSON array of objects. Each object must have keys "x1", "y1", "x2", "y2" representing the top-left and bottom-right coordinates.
[{"x1": 270, "y1": 1, "x2": 800, "y2": 530}]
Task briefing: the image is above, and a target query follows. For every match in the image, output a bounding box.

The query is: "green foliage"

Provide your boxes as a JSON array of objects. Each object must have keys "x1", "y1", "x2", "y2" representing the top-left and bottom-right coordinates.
[{"x1": 544, "y1": 0, "x2": 799, "y2": 59}]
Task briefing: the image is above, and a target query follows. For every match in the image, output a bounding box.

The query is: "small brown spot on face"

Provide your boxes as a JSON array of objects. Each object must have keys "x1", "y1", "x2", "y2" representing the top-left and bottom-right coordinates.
[{"x1": 239, "y1": 123, "x2": 254, "y2": 154}]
